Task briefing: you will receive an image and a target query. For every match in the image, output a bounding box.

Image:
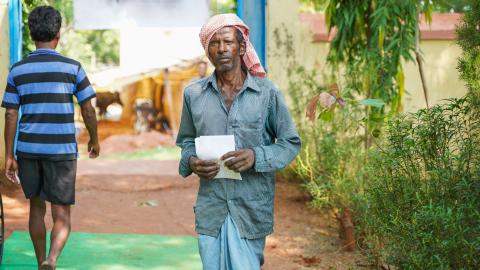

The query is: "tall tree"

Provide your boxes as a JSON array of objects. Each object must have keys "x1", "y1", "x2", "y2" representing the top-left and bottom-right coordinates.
[{"x1": 324, "y1": 0, "x2": 435, "y2": 147}]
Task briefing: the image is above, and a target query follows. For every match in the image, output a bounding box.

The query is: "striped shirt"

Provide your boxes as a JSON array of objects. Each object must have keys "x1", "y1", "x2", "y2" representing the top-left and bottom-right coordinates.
[{"x1": 1, "y1": 48, "x2": 96, "y2": 161}]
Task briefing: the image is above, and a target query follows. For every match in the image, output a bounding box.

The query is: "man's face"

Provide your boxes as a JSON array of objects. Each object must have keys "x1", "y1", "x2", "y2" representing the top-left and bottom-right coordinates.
[{"x1": 207, "y1": 27, "x2": 245, "y2": 73}]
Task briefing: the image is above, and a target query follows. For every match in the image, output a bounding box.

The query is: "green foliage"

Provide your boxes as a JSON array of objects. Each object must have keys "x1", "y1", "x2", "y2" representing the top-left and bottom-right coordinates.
[
  {"x1": 22, "y1": 0, "x2": 49, "y2": 58},
  {"x1": 22, "y1": 0, "x2": 119, "y2": 70},
  {"x1": 287, "y1": 66, "x2": 369, "y2": 212},
  {"x1": 57, "y1": 29, "x2": 120, "y2": 70},
  {"x1": 87, "y1": 146, "x2": 180, "y2": 161},
  {"x1": 298, "y1": 0, "x2": 329, "y2": 12},
  {"x1": 210, "y1": 0, "x2": 237, "y2": 14},
  {"x1": 456, "y1": 0, "x2": 480, "y2": 100},
  {"x1": 325, "y1": 0, "x2": 427, "y2": 130},
  {"x1": 300, "y1": 0, "x2": 470, "y2": 12},
  {"x1": 363, "y1": 97, "x2": 480, "y2": 269},
  {"x1": 432, "y1": 0, "x2": 472, "y2": 12},
  {"x1": 358, "y1": 5, "x2": 480, "y2": 268},
  {"x1": 282, "y1": 1, "x2": 480, "y2": 269},
  {"x1": 359, "y1": 99, "x2": 385, "y2": 109},
  {"x1": 284, "y1": 1, "x2": 429, "y2": 216}
]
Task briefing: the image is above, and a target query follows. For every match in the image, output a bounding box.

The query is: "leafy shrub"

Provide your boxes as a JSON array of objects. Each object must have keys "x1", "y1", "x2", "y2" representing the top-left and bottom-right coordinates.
[
  {"x1": 286, "y1": 66, "x2": 369, "y2": 214},
  {"x1": 363, "y1": 97, "x2": 480, "y2": 269}
]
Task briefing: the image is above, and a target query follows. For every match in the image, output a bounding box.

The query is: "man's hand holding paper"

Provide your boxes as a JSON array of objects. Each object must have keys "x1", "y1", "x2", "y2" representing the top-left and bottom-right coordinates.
[
  {"x1": 193, "y1": 135, "x2": 243, "y2": 180},
  {"x1": 189, "y1": 157, "x2": 220, "y2": 179},
  {"x1": 222, "y1": 149, "x2": 255, "y2": 173}
]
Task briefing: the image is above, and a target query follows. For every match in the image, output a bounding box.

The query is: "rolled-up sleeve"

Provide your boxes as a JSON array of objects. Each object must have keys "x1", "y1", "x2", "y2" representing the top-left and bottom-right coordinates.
[
  {"x1": 176, "y1": 90, "x2": 197, "y2": 177},
  {"x1": 253, "y1": 89, "x2": 301, "y2": 172}
]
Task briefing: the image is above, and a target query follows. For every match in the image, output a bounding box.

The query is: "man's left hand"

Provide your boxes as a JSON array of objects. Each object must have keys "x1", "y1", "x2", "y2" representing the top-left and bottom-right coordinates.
[
  {"x1": 222, "y1": 149, "x2": 255, "y2": 173},
  {"x1": 88, "y1": 140, "x2": 100, "y2": 159},
  {"x1": 5, "y1": 156, "x2": 19, "y2": 184}
]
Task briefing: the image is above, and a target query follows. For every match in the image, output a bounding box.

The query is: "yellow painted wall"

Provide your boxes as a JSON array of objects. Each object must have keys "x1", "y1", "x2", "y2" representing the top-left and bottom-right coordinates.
[
  {"x1": 402, "y1": 41, "x2": 467, "y2": 112},
  {"x1": 0, "y1": 0, "x2": 9, "y2": 168},
  {"x1": 267, "y1": 0, "x2": 468, "y2": 112},
  {"x1": 267, "y1": 0, "x2": 330, "y2": 94}
]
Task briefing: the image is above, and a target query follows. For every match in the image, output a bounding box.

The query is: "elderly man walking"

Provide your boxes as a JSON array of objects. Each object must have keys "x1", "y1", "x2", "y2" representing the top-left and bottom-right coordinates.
[{"x1": 176, "y1": 14, "x2": 300, "y2": 270}]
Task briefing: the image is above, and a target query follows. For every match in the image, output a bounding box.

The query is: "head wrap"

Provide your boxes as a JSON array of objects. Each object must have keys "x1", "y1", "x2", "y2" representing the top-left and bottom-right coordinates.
[{"x1": 199, "y1": 13, "x2": 266, "y2": 78}]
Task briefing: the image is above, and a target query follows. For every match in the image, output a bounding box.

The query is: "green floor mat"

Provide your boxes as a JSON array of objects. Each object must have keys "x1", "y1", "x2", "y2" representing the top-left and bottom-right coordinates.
[{"x1": 1, "y1": 231, "x2": 202, "y2": 270}]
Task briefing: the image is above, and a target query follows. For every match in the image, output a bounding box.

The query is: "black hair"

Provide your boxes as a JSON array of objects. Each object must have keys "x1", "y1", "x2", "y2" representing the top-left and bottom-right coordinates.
[
  {"x1": 28, "y1": 6, "x2": 62, "y2": 42},
  {"x1": 235, "y1": 29, "x2": 245, "y2": 45}
]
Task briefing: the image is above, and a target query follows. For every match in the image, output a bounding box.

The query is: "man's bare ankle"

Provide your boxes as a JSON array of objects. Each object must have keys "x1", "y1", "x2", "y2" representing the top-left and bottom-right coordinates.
[
  {"x1": 39, "y1": 260, "x2": 55, "y2": 270},
  {"x1": 46, "y1": 257, "x2": 57, "y2": 268}
]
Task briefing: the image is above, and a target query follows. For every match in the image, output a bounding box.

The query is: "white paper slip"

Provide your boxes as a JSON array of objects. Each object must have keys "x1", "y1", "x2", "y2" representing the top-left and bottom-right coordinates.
[{"x1": 195, "y1": 135, "x2": 242, "y2": 180}]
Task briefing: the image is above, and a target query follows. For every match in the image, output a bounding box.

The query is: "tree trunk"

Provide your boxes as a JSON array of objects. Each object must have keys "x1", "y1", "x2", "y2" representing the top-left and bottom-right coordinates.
[
  {"x1": 339, "y1": 208, "x2": 355, "y2": 251},
  {"x1": 416, "y1": 51, "x2": 430, "y2": 108},
  {"x1": 416, "y1": 12, "x2": 430, "y2": 108}
]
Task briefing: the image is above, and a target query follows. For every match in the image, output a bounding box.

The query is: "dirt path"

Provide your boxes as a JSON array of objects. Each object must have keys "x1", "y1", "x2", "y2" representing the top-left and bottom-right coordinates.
[{"x1": 0, "y1": 159, "x2": 366, "y2": 269}]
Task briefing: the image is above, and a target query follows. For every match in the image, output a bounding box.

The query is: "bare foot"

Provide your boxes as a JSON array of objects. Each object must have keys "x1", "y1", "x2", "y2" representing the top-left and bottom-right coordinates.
[{"x1": 39, "y1": 261, "x2": 54, "y2": 270}]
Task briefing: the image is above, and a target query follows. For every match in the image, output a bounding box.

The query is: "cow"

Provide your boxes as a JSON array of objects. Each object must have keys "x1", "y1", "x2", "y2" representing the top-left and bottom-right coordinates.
[{"x1": 95, "y1": 91, "x2": 123, "y2": 118}]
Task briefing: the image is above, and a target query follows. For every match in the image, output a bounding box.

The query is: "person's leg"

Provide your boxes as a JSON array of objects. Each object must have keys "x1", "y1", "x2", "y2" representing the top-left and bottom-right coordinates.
[
  {"x1": 18, "y1": 159, "x2": 46, "y2": 267},
  {"x1": 198, "y1": 214, "x2": 266, "y2": 270},
  {"x1": 46, "y1": 204, "x2": 71, "y2": 268},
  {"x1": 29, "y1": 197, "x2": 47, "y2": 266},
  {"x1": 224, "y1": 214, "x2": 265, "y2": 270},
  {"x1": 40, "y1": 159, "x2": 76, "y2": 269}
]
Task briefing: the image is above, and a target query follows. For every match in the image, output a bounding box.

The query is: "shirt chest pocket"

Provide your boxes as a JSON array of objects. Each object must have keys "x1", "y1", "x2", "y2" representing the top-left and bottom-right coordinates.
[{"x1": 233, "y1": 117, "x2": 263, "y2": 148}]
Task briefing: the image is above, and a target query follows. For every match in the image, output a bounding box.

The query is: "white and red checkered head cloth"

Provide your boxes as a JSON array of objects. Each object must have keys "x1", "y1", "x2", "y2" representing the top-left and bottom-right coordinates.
[{"x1": 199, "y1": 13, "x2": 266, "y2": 78}]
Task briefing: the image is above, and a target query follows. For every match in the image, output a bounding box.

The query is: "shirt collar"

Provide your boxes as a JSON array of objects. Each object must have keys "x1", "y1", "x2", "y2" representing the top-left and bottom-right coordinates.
[
  {"x1": 202, "y1": 71, "x2": 261, "y2": 93},
  {"x1": 30, "y1": 48, "x2": 61, "y2": 56}
]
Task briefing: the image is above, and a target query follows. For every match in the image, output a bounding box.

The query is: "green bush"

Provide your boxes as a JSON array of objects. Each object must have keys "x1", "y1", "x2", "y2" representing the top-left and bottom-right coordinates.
[
  {"x1": 286, "y1": 66, "x2": 369, "y2": 213},
  {"x1": 283, "y1": 2, "x2": 480, "y2": 269},
  {"x1": 456, "y1": 0, "x2": 480, "y2": 98},
  {"x1": 300, "y1": 107, "x2": 368, "y2": 212},
  {"x1": 363, "y1": 97, "x2": 480, "y2": 269}
]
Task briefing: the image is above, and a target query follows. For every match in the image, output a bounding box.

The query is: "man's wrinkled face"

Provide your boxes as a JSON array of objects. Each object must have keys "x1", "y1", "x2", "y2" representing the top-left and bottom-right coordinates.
[{"x1": 208, "y1": 27, "x2": 245, "y2": 73}]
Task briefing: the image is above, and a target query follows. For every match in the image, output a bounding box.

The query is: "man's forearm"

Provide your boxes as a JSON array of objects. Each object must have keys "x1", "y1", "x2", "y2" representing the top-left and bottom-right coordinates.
[
  {"x1": 81, "y1": 104, "x2": 98, "y2": 143},
  {"x1": 4, "y1": 109, "x2": 18, "y2": 158},
  {"x1": 179, "y1": 145, "x2": 196, "y2": 177},
  {"x1": 253, "y1": 137, "x2": 301, "y2": 172},
  {"x1": 176, "y1": 93, "x2": 197, "y2": 177}
]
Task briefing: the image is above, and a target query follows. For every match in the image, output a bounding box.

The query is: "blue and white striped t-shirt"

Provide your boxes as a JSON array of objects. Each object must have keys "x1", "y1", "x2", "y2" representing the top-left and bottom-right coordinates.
[{"x1": 1, "y1": 48, "x2": 96, "y2": 160}]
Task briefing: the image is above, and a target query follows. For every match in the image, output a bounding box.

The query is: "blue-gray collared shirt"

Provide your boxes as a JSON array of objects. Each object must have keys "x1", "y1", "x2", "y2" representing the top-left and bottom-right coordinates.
[{"x1": 176, "y1": 72, "x2": 301, "y2": 239}]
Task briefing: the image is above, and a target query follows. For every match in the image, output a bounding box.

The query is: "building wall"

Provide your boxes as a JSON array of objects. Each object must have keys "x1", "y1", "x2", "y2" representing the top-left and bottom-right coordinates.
[
  {"x1": 402, "y1": 41, "x2": 466, "y2": 112},
  {"x1": 0, "y1": 0, "x2": 10, "y2": 168},
  {"x1": 266, "y1": 0, "x2": 468, "y2": 112},
  {"x1": 267, "y1": 0, "x2": 329, "y2": 94}
]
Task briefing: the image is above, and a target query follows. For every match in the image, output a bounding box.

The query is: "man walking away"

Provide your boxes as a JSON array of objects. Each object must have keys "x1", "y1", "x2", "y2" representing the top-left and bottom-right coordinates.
[{"x1": 2, "y1": 6, "x2": 99, "y2": 270}]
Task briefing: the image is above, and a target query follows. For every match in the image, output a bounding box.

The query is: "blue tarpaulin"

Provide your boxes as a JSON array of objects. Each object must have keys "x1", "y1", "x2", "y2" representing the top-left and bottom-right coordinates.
[
  {"x1": 237, "y1": 0, "x2": 266, "y2": 71},
  {"x1": 8, "y1": 0, "x2": 22, "y2": 156},
  {"x1": 8, "y1": 0, "x2": 22, "y2": 66}
]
